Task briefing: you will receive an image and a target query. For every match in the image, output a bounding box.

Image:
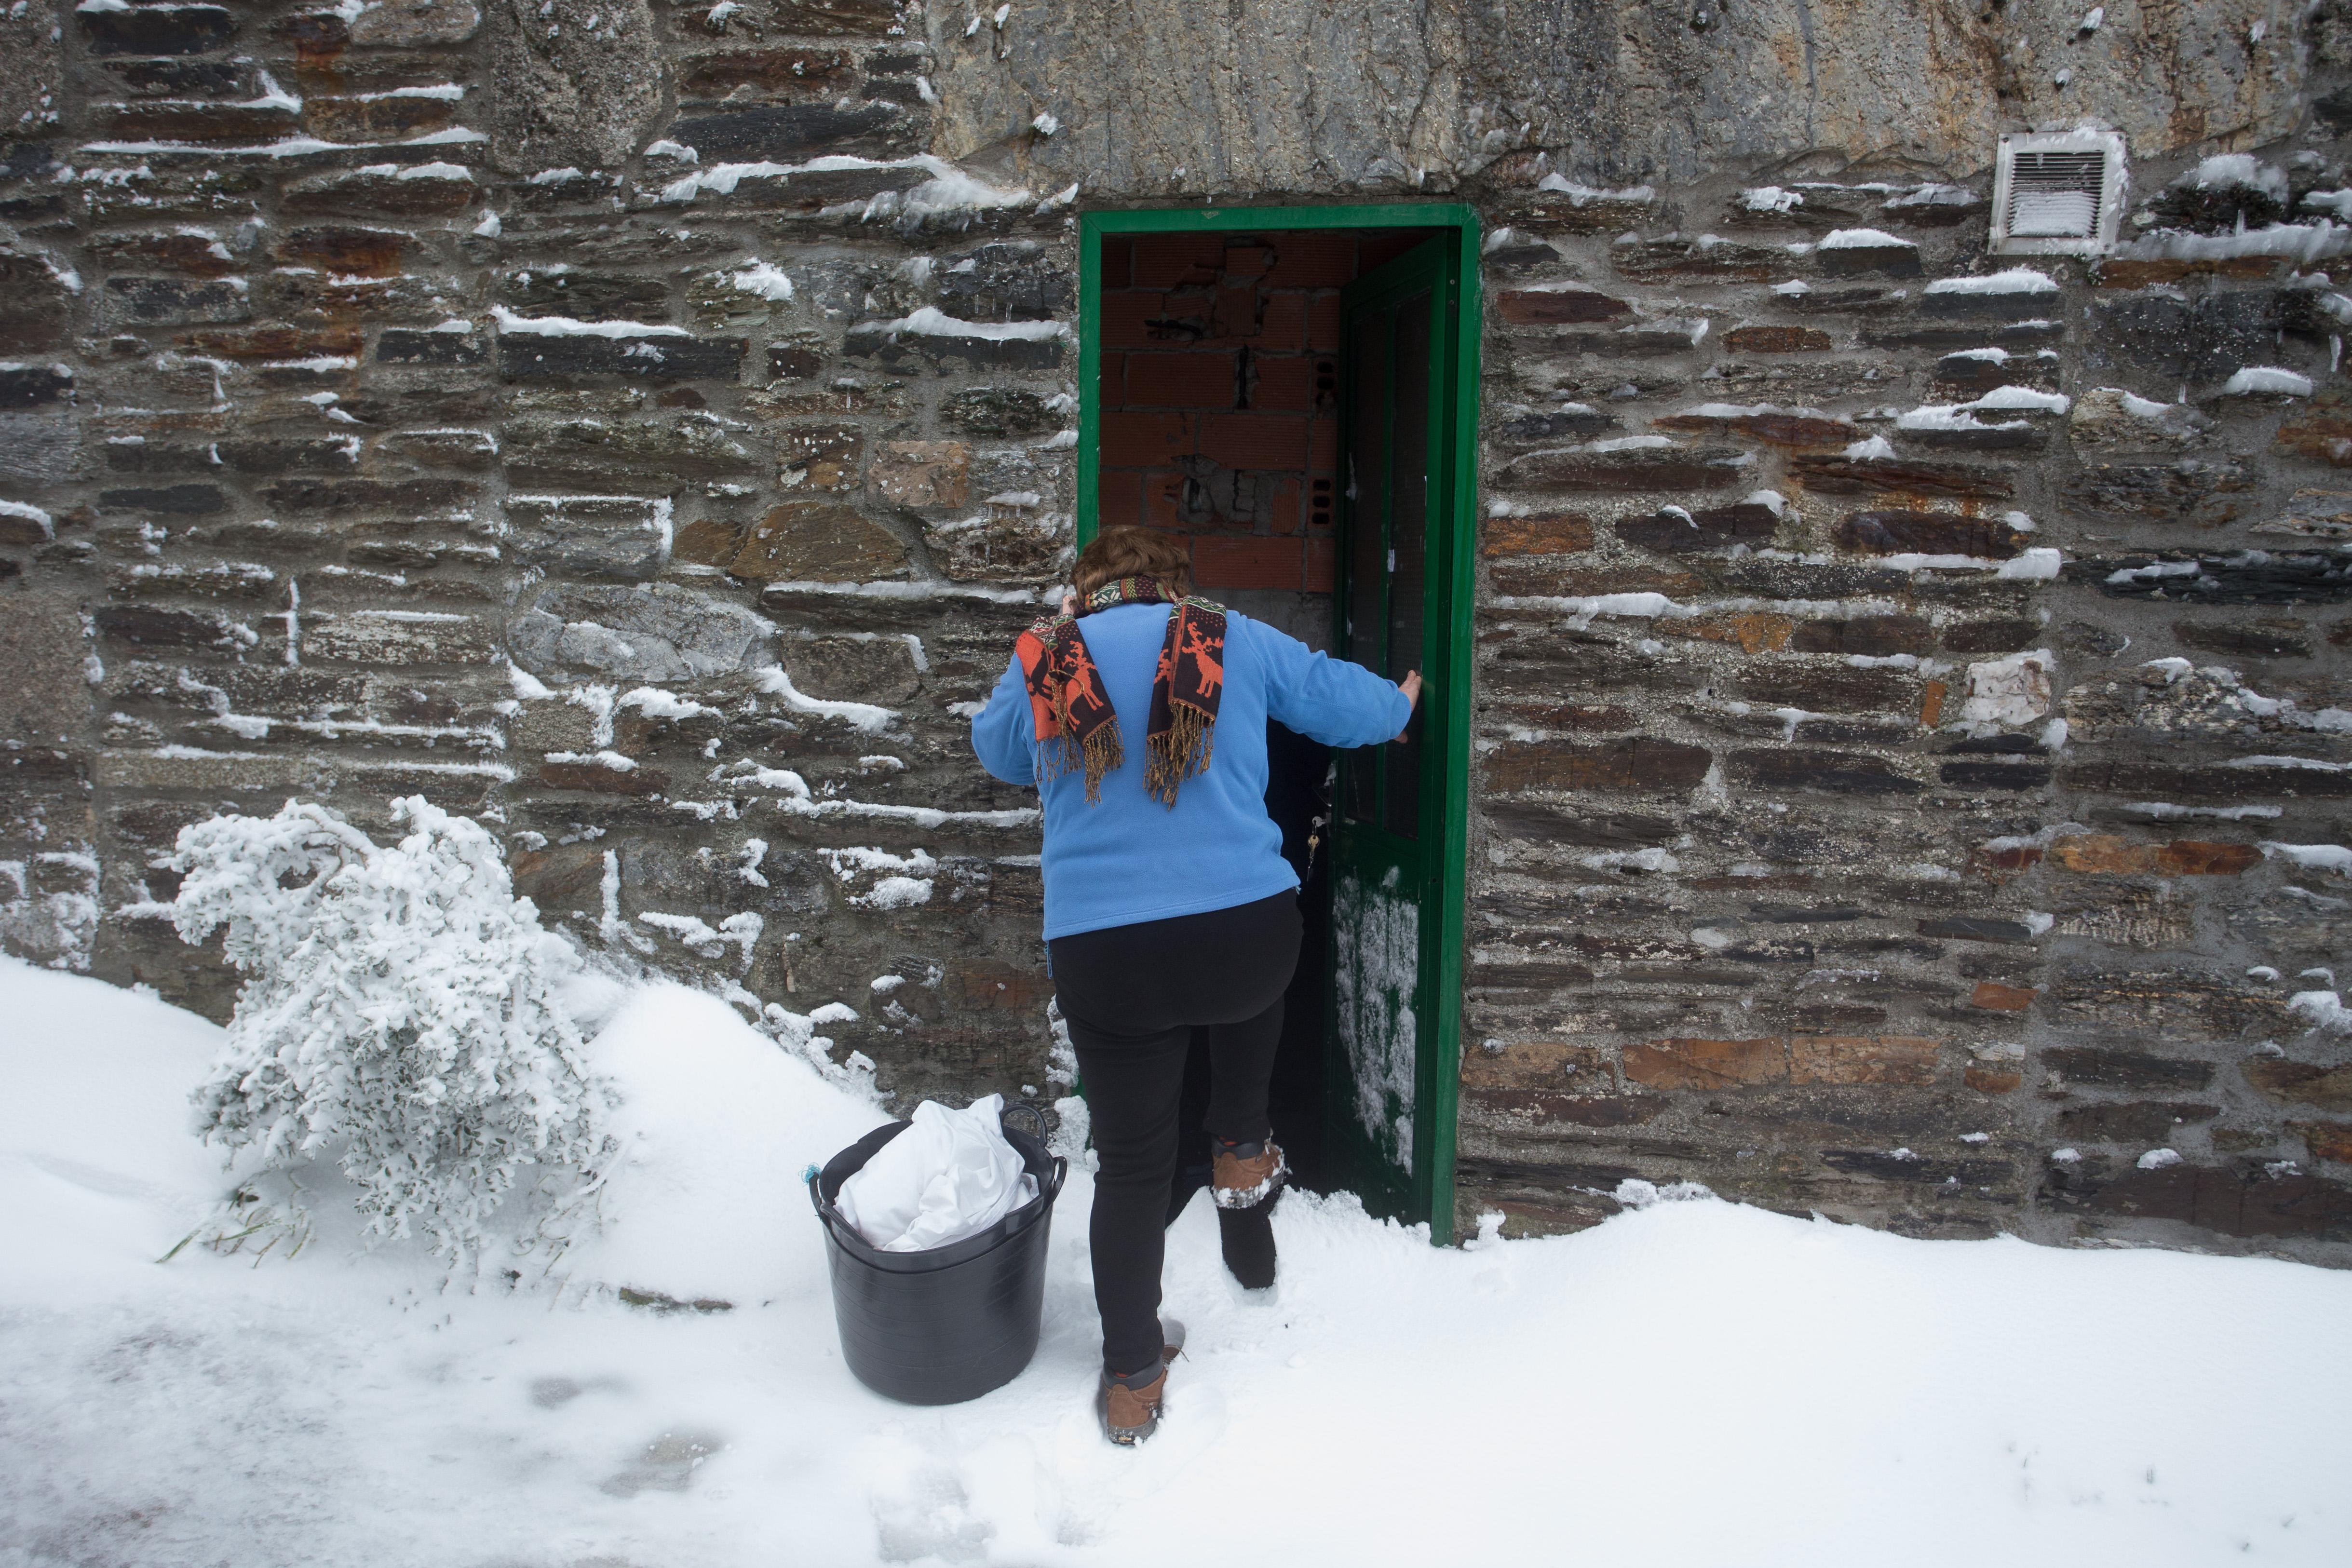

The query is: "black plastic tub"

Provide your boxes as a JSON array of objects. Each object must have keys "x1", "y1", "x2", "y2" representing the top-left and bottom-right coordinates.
[{"x1": 809, "y1": 1115, "x2": 1068, "y2": 1406}]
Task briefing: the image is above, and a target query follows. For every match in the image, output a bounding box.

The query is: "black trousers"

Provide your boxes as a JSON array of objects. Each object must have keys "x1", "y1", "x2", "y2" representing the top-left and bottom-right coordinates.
[{"x1": 1050, "y1": 890, "x2": 1302, "y2": 1377}]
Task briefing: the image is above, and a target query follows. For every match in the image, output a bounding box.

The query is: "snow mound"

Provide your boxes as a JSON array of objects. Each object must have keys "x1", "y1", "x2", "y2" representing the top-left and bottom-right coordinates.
[
  {"x1": 3, "y1": 964, "x2": 2352, "y2": 1567},
  {"x1": 0, "y1": 956, "x2": 229, "y2": 1282},
  {"x1": 562, "y1": 984, "x2": 888, "y2": 1304}
]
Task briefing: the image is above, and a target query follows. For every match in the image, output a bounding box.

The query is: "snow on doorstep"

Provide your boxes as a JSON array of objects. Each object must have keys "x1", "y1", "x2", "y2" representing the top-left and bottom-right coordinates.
[{"x1": 3, "y1": 962, "x2": 2352, "y2": 1566}]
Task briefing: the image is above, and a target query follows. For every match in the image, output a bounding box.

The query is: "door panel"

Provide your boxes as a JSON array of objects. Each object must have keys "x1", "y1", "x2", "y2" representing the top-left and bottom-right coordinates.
[
  {"x1": 1326, "y1": 236, "x2": 1458, "y2": 1222},
  {"x1": 1341, "y1": 309, "x2": 1387, "y2": 828},
  {"x1": 1332, "y1": 861, "x2": 1419, "y2": 1184},
  {"x1": 1383, "y1": 292, "x2": 1431, "y2": 839}
]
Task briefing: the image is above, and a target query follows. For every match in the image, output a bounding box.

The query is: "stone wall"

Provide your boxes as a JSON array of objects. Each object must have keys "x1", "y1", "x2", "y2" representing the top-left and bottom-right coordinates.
[
  {"x1": 3, "y1": 0, "x2": 2350, "y2": 1259},
  {"x1": 1459, "y1": 172, "x2": 2352, "y2": 1259},
  {"x1": 1, "y1": 0, "x2": 1079, "y2": 1112}
]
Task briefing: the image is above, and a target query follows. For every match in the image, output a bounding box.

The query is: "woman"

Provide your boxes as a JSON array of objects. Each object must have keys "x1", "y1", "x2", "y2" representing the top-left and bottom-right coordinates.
[{"x1": 971, "y1": 526, "x2": 1417, "y2": 1446}]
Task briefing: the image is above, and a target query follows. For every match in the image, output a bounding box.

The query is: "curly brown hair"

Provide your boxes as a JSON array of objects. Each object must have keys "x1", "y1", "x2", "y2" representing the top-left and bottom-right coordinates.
[{"x1": 1070, "y1": 526, "x2": 1194, "y2": 603}]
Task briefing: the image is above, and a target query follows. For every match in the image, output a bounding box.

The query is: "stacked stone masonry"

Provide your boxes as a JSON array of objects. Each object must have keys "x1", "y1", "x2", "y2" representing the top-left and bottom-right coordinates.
[{"x1": 4, "y1": 0, "x2": 2351, "y2": 1261}]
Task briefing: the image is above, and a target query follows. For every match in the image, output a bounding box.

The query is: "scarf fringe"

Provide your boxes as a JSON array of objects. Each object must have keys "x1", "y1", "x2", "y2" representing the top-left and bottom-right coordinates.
[
  {"x1": 1035, "y1": 722, "x2": 1125, "y2": 804},
  {"x1": 1018, "y1": 576, "x2": 1223, "y2": 807},
  {"x1": 1144, "y1": 703, "x2": 1214, "y2": 807}
]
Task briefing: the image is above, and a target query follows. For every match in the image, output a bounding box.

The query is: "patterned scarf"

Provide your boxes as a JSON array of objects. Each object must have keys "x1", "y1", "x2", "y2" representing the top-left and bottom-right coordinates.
[{"x1": 1014, "y1": 575, "x2": 1226, "y2": 807}]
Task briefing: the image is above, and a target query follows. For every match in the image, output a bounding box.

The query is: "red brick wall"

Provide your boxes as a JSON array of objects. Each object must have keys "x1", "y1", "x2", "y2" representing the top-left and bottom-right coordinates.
[{"x1": 1096, "y1": 228, "x2": 1431, "y2": 595}]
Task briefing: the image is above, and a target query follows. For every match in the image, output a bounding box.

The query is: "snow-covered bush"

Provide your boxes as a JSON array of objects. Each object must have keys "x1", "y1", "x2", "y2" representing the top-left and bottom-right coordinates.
[{"x1": 166, "y1": 796, "x2": 611, "y2": 1265}]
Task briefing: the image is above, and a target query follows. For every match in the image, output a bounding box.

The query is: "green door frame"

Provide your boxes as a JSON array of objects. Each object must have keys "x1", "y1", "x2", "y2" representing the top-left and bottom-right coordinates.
[{"x1": 1074, "y1": 203, "x2": 1483, "y2": 1244}]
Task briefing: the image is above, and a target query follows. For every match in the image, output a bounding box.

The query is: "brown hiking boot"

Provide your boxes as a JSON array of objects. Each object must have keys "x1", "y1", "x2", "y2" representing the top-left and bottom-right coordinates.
[
  {"x1": 1100, "y1": 1368, "x2": 1166, "y2": 1446},
  {"x1": 1210, "y1": 1137, "x2": 1286, "y2": 1211},
  {"x1": 1099, "y1": 1319, "x2": 1185, "y2": 1447}
]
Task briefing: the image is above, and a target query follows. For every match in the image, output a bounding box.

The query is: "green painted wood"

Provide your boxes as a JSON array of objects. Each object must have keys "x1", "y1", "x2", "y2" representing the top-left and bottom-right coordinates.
[
  {"x1": 1425, "y1": 219, "x2": 1482, "y2": 1247},
  {"x1": 1076, "y1": 212, "x2": 1104, "y2": 556},
  {"x1": 1071, "y1": 203, "x2": 1480, "y2": 1243},
  {"x1": 1327, "y1": 236, "x2": 1457, "y2": 1231}
]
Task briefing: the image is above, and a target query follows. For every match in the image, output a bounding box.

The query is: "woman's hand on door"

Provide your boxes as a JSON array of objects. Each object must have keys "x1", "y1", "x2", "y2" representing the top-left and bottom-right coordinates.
[{"x1": 1392, "y1": 670, "x2": 1421, "y2": 742}]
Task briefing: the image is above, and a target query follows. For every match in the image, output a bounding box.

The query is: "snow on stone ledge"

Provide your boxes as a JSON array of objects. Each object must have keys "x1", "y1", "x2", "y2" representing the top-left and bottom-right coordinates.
[
  {"x1": 725, "y1": 261, "x2": 794, "y2": 301},
  {"x1": 489, "y1": 305, "x2": 690, "y2": 339},
  {"x1": 1489, "y1": 590, "x2": 1700, "y2": 625},
  {"x1": 2288, "y1": 988, "x2": 2352, "y2": 1033},
  {"x1": 2172, "y1": 153, "x2": 2287, "y2": 199},
  {"x1": 1957, "y1": 650, "x2": 2055, "y2": 730},
  {"x1": 1996, "y1": 547, "x2": 2065, "y2": 581},
  {"x1": 0, "y1": 500, "x2": 55, "y2": 541},
  {"x1": 1898, "y1": 384, "x2": 2068, "y2": 430},
  {"x1": 2261, "y1": 841, "x2": 2352, "y2": 874},
  {"x1": 2111, "y1": 220, "x2": 2352, "y2": 265},
  {"x1": 1535, "y1": 173, "x2": 1656, "y2": 205},
  {"x1": 1969, "y1": 385, "x2": 2072, "y2": 413},
  {"x1": 752, "y1": 665, "x2": 896, "y2": 733},
  {"x1": 866, "y1": 305, "x2": 1070, "y2": 343},
  {"x1": 2221, "y1": 366, "x2": 2312, "y2": 398},
  {"x1": 1924, "y1": 268, "x2": 2057, "y2": 296},
  {"x1": 1817, "y1": 228, "x2": 1916, "y2": 250},
  {"x1": 656, "y1": 152, "x2": 1031, "y2": 215},
  {"x1": 1882, "y1": 182, "x2": 1977, "y2": 210},
  {"x1": 79, "y1": 126, "x2": 487, "y2": 158},
  {"x1": 617, "y1": 687, "x2": 717, "y2": 721}
]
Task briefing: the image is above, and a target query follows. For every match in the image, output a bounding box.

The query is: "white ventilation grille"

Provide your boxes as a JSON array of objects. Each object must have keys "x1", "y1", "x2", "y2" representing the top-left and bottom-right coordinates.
[{"x1": 1990, "y1": 130, "x2": 2127, "y2": 256}]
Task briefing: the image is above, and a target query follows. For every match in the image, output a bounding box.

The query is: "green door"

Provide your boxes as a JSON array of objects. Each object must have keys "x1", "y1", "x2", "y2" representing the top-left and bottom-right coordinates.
[{"x1": 1326, "y1": 237, "x2": 1463, "y2": 1227}]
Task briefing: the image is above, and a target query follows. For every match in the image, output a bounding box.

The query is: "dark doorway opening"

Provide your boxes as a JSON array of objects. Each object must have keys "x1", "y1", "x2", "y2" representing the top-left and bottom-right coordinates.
[
  {"x1": 1094, "y1": 226, "x2": 1446, "y2": 1217},
  {"x1": 1082, "y1": 208, "x2": 1476, "y2": 1236},
  {"x1": 1169, "y1": 721, "x2": 1333, "y2": 1217}
]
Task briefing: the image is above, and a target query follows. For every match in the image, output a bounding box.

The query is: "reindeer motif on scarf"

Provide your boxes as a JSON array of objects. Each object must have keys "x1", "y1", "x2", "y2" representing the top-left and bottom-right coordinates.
[{"x1": 1014, "y1": 575, "x2": 1227, "y2": 807}]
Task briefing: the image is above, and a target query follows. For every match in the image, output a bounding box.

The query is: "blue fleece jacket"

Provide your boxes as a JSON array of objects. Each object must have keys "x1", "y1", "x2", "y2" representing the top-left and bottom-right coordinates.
[{"x1": 971, "y1": 603, "x2": 1411, "y2": 939}]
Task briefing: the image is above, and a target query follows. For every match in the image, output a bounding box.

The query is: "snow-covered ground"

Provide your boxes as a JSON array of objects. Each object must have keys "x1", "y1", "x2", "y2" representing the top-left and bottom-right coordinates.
[{"x1": 3, "y1": 956, "x2": 2348, "y2": 1567}]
